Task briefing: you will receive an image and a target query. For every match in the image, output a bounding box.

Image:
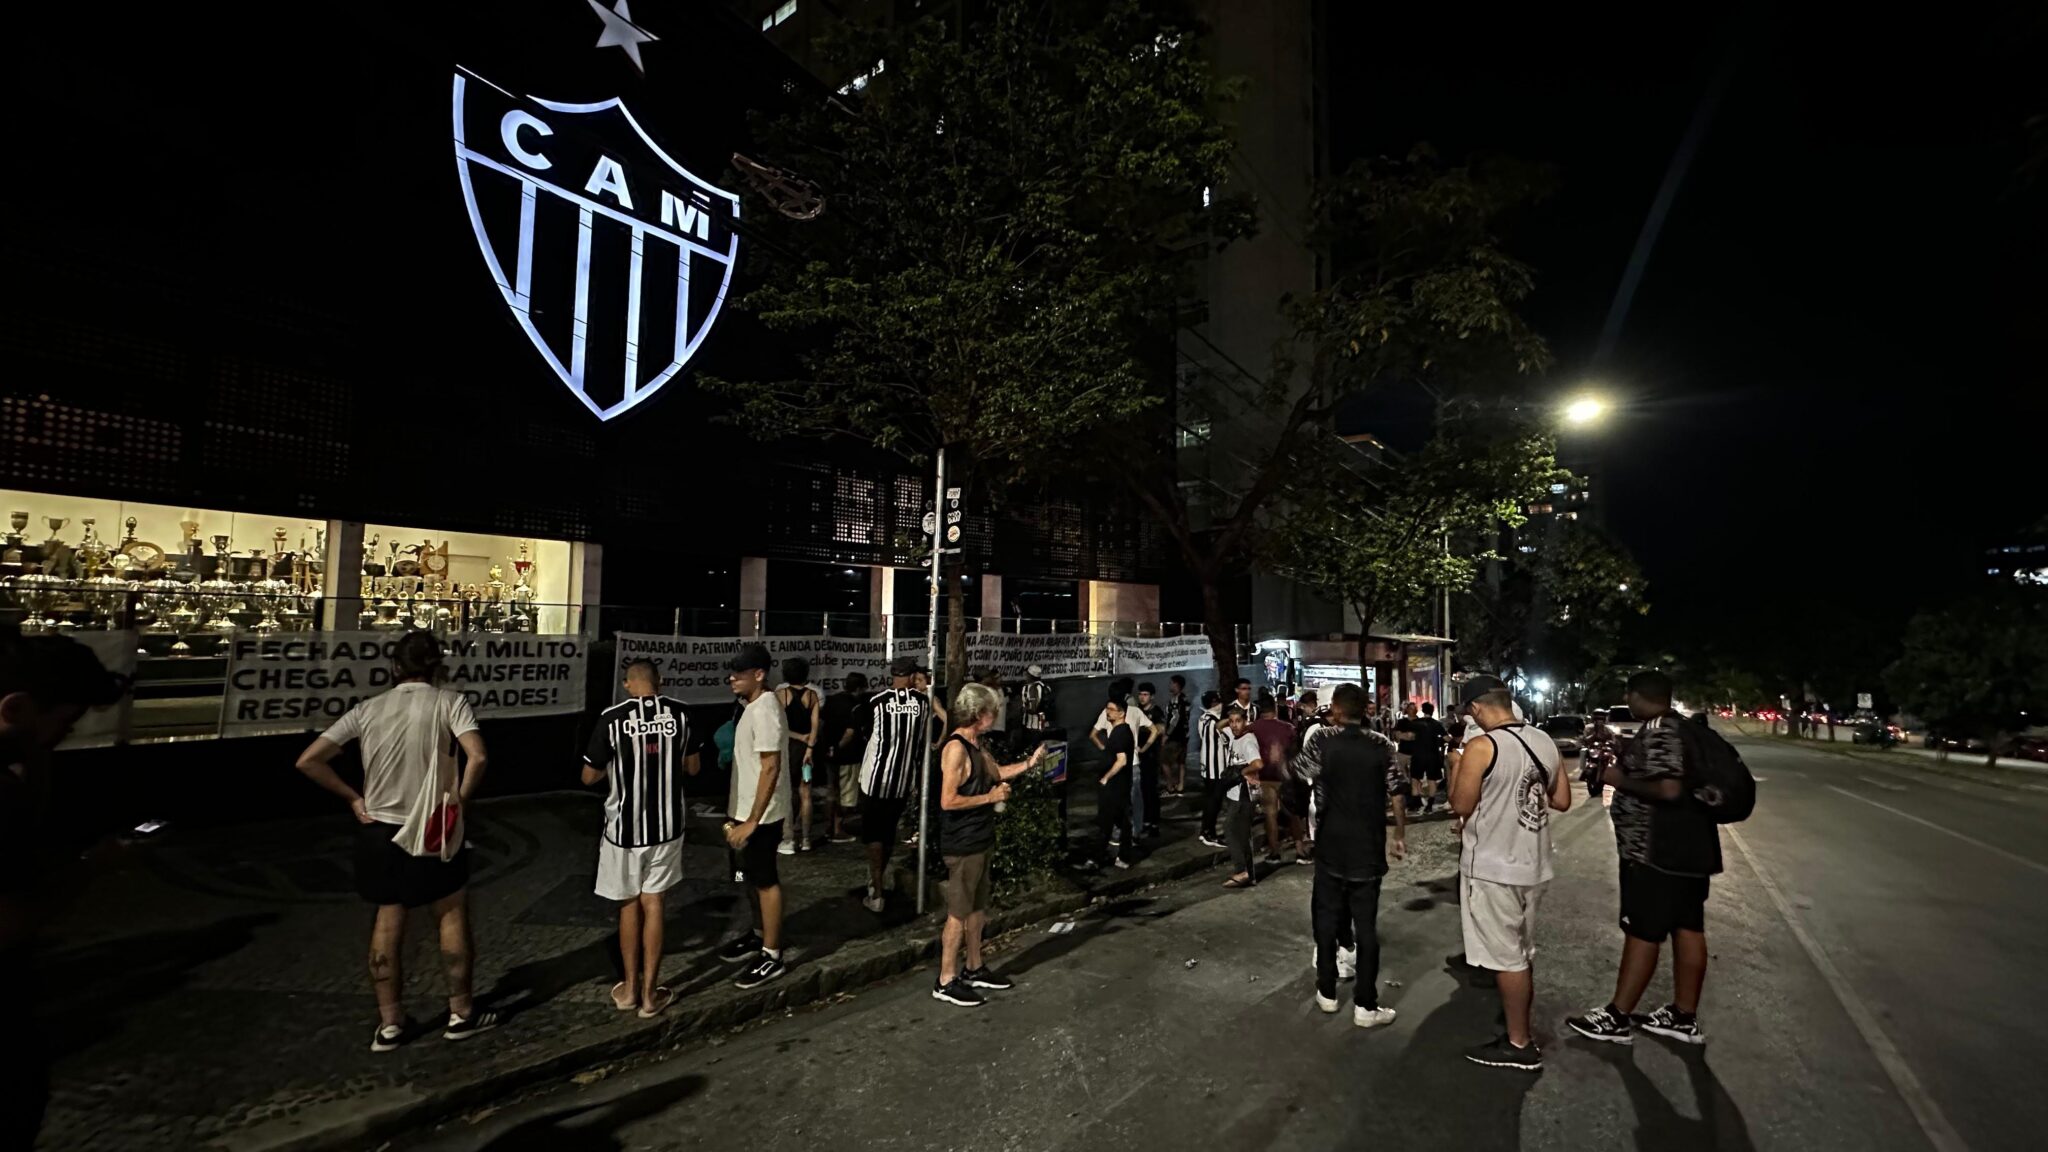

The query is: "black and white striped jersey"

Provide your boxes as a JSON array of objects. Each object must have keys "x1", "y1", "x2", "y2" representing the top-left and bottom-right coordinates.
[
  {"x1": 860, "y1": 688, "x2": 935, "y2": 800},
  {"x1": 1197, "y1": 709, "x2": 1231, "y2": 780},
  {"x1": 585, "y1": 695, "x2": 691, "y2": 848}
]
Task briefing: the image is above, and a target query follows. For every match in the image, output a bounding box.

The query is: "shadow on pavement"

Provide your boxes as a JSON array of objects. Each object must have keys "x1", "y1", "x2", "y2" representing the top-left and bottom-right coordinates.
[
  {"x1": 1591, "y1": 1041, "x2": 1756, "y2": 1152},
  {"x1": 1350, "y1": 967, "x2": 1536, "y2": 1147},
  {"x1": 39, "y1": 912, "x2": 279, "y2": 1057},
  {"x1": 1402, "y1": 871, "x2": 1462, "y2": 912},
  {"x1": 472, "y1": 1073, "x2": 707, "y2": 1150}
]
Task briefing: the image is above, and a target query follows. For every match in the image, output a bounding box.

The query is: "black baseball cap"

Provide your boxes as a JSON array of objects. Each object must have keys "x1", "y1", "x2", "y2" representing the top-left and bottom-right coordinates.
[
  {"x1": 888, "y1": 654, "x2": 919, "y2": 677},
  {"x1": 1457, "y1": 674, "x2": 1509, "y2": 707},
  {"x1": 728, "y1": 642, "x2": 772, "y2": 673}
]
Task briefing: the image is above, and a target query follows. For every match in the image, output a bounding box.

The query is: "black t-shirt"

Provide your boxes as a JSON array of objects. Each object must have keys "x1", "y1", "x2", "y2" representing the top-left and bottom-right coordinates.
[
  {"x1": 819, "y1": 690, "x2": 864, "y2": 762},
  {"x1": 1104, "y1": 723, "x2": 1136, "y2": 772},
  {"x1": 1298, "y1": 725, "x2": 1395, "y2": 882},
  {"x1": 1411, "y1": 717, "x2": 1446, "y2": 768}
]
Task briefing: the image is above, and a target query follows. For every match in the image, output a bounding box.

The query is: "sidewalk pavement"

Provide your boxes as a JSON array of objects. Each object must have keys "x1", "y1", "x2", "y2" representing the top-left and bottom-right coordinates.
[
  {"x1": 32, "y1": 782, "x2": 1298, "y2": 1152},
  {"x1": 1722, "y1": 718, "x2": 2048, "y2": 792}
]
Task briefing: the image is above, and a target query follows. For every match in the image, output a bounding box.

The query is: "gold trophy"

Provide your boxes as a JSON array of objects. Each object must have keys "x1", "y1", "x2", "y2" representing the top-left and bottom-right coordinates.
[{"x1": 43, "y1": 517, "x2": 69, "y2": 548}]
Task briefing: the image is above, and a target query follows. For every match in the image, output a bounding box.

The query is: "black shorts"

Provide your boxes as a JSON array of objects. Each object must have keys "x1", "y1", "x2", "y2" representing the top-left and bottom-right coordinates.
[
  {"x1": 860, "y1": 792, "x2": 910, "y2": 846},
  {"x1": 354, "y1": 822, "x2": 469, "y2": 908},
  {"x1": 1618, "y1": 859, "x2": 1710, "y2": 943},
  {"x1": 1410, "y1": 758, "x2": 1445, "y2": 783},
  {"x1": 729, "y1": 819, "x2": 784, "y2": 889}
]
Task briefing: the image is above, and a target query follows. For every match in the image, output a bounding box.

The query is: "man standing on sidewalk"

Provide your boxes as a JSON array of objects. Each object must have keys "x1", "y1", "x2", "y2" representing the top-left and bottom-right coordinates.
[
  {"x1": 930, "y1": 683, "x2": 1044, "y2": 1007},
  {"x1": 818, "y1": 671, "x2": 870, "y2": 844},
  {"x1": 294, "y1": 632, "x2": 499, "y2": 1051},
  {"x1": 1163, "y1": 674, "x2": 1192, "y2": 796},
  {"x1": 1293, "y1": 683, "x2": 1404, "y2": 1028},
  {"x1": 855, "y1": 656, "x2": 934, "y2": 912},
  {"x1": 1220, "y1": 706, "x2": 1265, "y2": 889},
  {"x1": 715, "y1": 642, "x2": 790, "y2": 990},
  {"x1": 581, "y1": 659, "x2": 696, "y2": 1018},
  {"x1": 2, "y1": 630, "x2": 126, "y2": 1146},
  {"x1": 1448, "y1": 674, "x2": 1571, "y2": 1071},
  {"x1": 1196, "y1": 689, "x2": 1229, "y2": 848},
  {"x1": 1568, "y1": 670, "x2": 1722, "y2": 1047}
]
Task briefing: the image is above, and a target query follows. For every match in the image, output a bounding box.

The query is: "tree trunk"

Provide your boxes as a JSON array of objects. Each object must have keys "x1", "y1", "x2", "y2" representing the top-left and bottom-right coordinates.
[{"x1": 1200, "y1": 570, "x2": 1237, "y2": 692}]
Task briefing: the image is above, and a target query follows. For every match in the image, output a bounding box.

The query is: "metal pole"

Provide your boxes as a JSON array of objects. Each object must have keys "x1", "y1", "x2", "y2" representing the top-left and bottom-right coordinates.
[{"x1": 916, "y1": 447, "x2": 946, "y2": 914}]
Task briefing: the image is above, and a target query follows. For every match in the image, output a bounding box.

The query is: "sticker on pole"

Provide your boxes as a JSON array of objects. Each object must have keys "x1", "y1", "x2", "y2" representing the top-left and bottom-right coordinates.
[{"x1": 921, "y1": 511, "x2": 938, "y2": 536}]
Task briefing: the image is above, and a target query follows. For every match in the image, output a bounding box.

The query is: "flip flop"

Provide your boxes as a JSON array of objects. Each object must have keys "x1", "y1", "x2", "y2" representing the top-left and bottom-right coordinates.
[
  {"x1": 610, "y1": 982, "x2": 637, "y2": 1011},
  {"x1": 637, "y1": 986, "x2": 675, "y2": 1019}
]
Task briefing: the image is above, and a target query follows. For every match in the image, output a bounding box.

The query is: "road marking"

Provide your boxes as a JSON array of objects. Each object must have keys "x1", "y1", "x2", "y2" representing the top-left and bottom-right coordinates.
[
  {"x1": 1825, "y1": 785, "x2": 2048, "y2": 877},
  {"x1": 1730, "y1": 827, "x2": 1969, "y2": 1152},
  {"x1": 1858, "y1": 775, "x2": 1909, "y2": 792}
]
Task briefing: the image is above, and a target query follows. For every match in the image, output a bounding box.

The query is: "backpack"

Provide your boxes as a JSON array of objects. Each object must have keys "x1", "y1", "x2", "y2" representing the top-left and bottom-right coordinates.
[{"x1": 1676, "y1": 721, "x2": 1755, "y2": 824}]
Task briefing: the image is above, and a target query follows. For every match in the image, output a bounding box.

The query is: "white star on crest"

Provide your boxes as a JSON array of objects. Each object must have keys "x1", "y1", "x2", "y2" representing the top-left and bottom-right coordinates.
[{"x1": 587, "y1": 0, "x2": 657, "y2": 74}]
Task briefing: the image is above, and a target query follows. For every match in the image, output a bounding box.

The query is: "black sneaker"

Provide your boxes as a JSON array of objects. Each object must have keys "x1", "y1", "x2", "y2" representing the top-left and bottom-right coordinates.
[
  {"x1": 734, "y1": 953, "x2": 786, "y2": 990},
  {"x1": 1566, "y1": 1005, "x2": 1635, "y2": 1045},
  {"x1": 962, "y1": 966, "x2": 1014, "y2": 991},
  {"x1": 369, "y1": 1019, "x2": 411, "y2": 1053},
  {"x1": 1464, "y1": 1034, "x2": 1542, "y2": 1071},
  {"x1": 717, "y1": 933, "x2": 764, "y2": 964},
  {"x1": 1636, "y1": 1004, "x2": 1706, "y2": 1045},
  {"x1": 442, "y1": 1009, "x2": 501, "y2": 1042},
  {"x1": 932, "y1": 978, "x2": 985, "y2": 1007}
]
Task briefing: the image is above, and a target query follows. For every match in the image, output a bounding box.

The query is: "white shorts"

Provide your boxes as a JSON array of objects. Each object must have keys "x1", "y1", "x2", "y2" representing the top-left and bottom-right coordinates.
[
  {"x1": 595, "y1": 837, "x2": 684, "y2": 901},
  {"x1": 1461, "y1": 875, "x2": 1547, "y2": 972}
]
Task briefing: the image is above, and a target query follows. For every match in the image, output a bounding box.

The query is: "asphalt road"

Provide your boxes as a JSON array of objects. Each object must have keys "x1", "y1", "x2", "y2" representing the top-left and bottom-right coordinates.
[{"x1": 406, "y1": 737, "x2": 2045, "y2": 1152}]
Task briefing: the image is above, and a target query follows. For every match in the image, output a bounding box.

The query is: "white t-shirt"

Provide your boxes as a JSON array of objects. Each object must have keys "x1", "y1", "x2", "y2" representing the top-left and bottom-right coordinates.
[
  {"x1": 322, "y1": 682, "x2": 479, "y2": 858},
  {"x1": 1225, "y1": 731, "x2": 1261, "y2": 801},
  {"x1": 730, "y1": 691, "x2": 791, "y2": 826}
]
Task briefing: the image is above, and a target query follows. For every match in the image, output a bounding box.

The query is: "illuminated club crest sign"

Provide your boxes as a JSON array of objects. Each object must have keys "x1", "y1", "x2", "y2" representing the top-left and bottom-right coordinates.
[{"x1": 452, "y1": 71, "x2": 738, "y2": 421}]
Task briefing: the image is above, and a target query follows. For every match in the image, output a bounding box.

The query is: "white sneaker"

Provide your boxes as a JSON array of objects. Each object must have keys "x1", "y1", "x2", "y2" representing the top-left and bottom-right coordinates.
[
  {"x1": 1315, "y1": 992, "x2": 1340, "y2": 1014},
  {"x1": 777, "y1": 840, "x2": 797, "y2": 856},
  {"x1": 1354, "y1": 1005, "x2": 1397, "y2": 1029},
  {"x1": 862, "y1": 887, "x2": 885, "y2": 914},
  {"x1": 1338, "y1": 946, "x2": 1358, "y2": 981}
]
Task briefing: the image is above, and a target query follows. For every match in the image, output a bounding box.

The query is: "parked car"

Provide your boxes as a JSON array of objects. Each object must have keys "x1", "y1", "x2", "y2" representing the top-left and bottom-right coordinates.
[
  {"x1": 1540, "y1": 714, "x2": 1588, "y2": 757},
  {"x1": 1601, "y1": 705, "x2": 1643, "y2": 744}
]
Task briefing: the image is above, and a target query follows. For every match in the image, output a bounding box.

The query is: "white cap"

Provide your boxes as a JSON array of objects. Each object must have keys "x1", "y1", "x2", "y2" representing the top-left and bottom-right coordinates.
[{"x1": 1026, "y1": 664, "x2": 1043, "y2": 677}]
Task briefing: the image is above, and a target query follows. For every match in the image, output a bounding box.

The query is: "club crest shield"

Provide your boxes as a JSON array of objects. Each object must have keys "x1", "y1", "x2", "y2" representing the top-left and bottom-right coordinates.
[{"x1": 452, "y1": 72, "x2": 738, "y2": 421}]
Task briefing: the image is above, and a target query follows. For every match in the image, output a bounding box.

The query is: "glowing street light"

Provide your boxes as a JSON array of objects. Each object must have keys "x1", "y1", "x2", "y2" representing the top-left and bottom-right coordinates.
[{"x1": 1563, "y1": 396, "x2": 1607, "y2": 427}]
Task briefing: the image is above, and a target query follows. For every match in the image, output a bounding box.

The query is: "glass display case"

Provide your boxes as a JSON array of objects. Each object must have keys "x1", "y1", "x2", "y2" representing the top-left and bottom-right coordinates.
[{"x1": 358, "y1": 524, "x2": 575, "y2": 636}]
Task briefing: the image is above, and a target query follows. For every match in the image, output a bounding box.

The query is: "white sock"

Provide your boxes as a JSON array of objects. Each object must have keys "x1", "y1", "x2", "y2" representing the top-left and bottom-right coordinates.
[{"x1": 763, "y1": 947, "x2": 782, "y2": 961}]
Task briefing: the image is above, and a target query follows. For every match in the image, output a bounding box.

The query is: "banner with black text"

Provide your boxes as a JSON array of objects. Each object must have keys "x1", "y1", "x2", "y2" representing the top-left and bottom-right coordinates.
[
  {"x1": 221, "y1": 633, "x2": 587, "y2": 736},
  {"x1": 611, "y1": 634, "x2": 890, "y2": 705}
]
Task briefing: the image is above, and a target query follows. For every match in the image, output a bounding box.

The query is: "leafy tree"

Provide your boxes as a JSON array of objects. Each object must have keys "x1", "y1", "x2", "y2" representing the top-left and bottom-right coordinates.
[
  {"x1": 1107, "y1": 148, "x2": 1553, "y2": 683},
  {"x1": 1460, "y1": 517, "x2": 1646, "y2": 687},
  {"x1": 1884, "y1": 590, "x2": 2048, "y2": 764},
  {"x1": 708, "y1": 1, "x2": 1249, "y2": 691},
  {"x1": 1271, "y1": 423, "x2": 1562, "y2": 670}
]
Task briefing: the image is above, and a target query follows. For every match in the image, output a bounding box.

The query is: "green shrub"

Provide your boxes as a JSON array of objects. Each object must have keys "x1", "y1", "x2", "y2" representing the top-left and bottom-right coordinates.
[{"x1": 990, "y1": 767, "x2": 1065, "y2": 900}]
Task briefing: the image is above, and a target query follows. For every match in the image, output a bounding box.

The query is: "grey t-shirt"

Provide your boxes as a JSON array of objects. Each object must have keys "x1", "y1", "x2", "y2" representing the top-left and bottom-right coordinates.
[{"x1": 1459, "y1": 723, "x2": 1561, "y2": 887}]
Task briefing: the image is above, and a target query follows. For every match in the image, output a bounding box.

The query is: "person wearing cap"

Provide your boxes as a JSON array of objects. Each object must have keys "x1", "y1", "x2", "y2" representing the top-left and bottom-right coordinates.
[
  {"x1": 1, "y1": 629, "x2": 126, "y2": 1147},
  {"x1": 714, "y1": 642, "x2": 791, "y2": 990},
  {"x1": 1447, "y1": 673, "x2": 1570, "y2": 1071},
  {"x1": 1018, "y1": 664, "x2": 1051, "y2": 732},
  {"x1": 855, "y1": 655, "x2": 936, "y2": 912}
]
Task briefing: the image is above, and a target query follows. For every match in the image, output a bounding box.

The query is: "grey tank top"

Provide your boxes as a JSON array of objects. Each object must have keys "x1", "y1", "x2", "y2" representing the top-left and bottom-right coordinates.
[{"x1": 1459, "y1": 723, "x2": 1560, "y2": 887}]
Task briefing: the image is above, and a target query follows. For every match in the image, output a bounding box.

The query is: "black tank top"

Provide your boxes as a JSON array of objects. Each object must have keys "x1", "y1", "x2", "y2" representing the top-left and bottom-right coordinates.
[
  {"x1": 937, "y1": 732, "x2": 997, "y2": 855},
  {"x1": 783, "y1": 685, "x2": 815, "y2": 736}
]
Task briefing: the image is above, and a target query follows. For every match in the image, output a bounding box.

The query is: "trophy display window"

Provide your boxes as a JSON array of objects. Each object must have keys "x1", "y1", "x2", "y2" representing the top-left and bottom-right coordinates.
[
  {"x1": 0, "y1": 487, "x2": 325, "y2": 643},
  {"x1": 357, "y1": 524, "x2": 574, "y2": 636}
]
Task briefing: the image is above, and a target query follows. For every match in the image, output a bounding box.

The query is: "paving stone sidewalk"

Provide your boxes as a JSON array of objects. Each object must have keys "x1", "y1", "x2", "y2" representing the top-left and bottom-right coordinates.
[{"x1": 32, "y1": 786, "x2": 1249, "y2": 1152}]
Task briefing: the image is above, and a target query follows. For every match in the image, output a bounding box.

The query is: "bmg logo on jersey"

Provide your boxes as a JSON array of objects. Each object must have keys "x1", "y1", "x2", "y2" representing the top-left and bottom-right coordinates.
[
  {"x1": 621, "y1": 713, "x2": 679, "y2": 739},
  {"x1": 452, "y1": 71, "x2": 739, "y2": 421}
]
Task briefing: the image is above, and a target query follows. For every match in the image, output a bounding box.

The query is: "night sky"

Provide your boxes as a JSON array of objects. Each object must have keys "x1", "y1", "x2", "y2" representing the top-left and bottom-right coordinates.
[{"x1": 1328, "y1": 2, "x2": 2048, "y2": 686}]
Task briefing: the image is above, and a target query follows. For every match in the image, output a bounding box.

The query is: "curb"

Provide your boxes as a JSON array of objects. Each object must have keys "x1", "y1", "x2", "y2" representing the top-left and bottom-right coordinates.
[
  {"x1": 1728, "y1": 729, "x2": 2048, "y2": 794},
  {"x1": 222, "y1": 846, "x2": 1232, "y2": 1152}
]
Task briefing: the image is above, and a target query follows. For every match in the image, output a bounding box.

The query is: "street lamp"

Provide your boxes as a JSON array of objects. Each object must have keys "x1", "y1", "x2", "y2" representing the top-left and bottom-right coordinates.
[{"x1": 1563, "y1": 396, "x2": 1607, "y2": 427}]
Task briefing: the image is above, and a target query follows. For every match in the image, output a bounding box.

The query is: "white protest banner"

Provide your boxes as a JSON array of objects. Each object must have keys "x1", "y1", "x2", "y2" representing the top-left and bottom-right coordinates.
[
  {"x1": 891, "y1": 632, "x2": 1105, "y2": 680},
  {"x1": 221, "y1": 632, "x2": 586, "y2": 736},
  {"x1": 57, "y1": 630, "x2": 140, "y2": 750},
  {"x1": 612, "y1": 634, "x2": 892, "y2": 705},
  {"x1": 1113, "y1": 634, "x2": 1217, "y2": 674}
]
